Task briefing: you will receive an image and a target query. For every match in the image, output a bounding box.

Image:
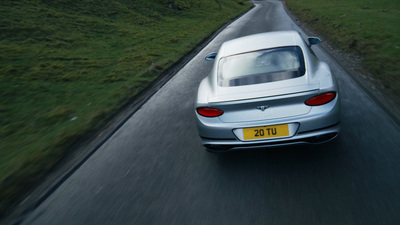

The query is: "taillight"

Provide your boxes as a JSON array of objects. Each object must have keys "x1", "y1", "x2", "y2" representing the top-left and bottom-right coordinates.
[
  {"x1": 305, "y1": 92, "x2": 336, "y2": 106},
  {"x1": 197, "y1": 107, "x2": 224, "y2": 117}
]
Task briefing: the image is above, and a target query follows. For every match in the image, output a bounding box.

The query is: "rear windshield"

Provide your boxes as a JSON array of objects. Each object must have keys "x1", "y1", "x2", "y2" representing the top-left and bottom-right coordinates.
[{"x1": 218, "y1": 46, "x2": 305, "y2": 87}]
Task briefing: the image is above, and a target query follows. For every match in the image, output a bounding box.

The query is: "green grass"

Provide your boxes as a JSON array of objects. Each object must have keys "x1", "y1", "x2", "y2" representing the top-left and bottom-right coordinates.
[
  {"x1": 0, "y1": 0, "x2": 252, "y2": 216},
  {"x1": 285, "y1": 0, "x2": 400, "y2": 99}
]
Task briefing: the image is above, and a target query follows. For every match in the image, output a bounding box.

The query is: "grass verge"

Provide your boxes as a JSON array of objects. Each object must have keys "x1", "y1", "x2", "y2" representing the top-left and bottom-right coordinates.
[
  {"x1": 0, "y1": 0, "x2": 252, "y2": 216},
  {"x1": 285, "y1": 0, "x2": 400, "y2": 106}
]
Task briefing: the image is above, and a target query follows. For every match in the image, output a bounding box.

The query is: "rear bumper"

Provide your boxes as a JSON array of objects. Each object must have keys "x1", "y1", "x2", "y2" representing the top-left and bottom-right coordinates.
[{"x1": 201, "y1": 123, "x2": 340, "y2": 152}]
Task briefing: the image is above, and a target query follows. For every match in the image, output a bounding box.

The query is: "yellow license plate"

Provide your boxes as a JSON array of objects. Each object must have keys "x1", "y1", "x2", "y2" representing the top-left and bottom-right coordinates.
[{"x1": 243, "y1": 124, "x2": 289, "y2": 140}]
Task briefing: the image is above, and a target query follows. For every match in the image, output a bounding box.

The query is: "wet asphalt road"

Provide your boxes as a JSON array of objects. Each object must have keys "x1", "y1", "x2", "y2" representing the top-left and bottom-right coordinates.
[{"x1": 20, "y1": 1, "x2": 400, "y2": 224}]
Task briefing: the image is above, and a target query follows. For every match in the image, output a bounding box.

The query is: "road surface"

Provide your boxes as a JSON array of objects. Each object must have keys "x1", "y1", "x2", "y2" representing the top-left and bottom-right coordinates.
[{"x1": 18, "y1": 1, "x2": 400, "y2": 224}]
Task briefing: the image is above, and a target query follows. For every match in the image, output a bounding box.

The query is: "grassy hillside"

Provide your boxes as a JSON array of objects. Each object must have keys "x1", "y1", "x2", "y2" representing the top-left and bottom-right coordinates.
[
  {"x1": 285, "y1": 0, "x2": 400, "y2": 102},
  {"x1": 0, "y1": 0, "x2": 251, "y2": 216}
]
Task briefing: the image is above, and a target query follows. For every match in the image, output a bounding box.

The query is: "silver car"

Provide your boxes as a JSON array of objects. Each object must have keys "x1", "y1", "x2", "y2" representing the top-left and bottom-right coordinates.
[{"x1": 195, "y1": 31, "x2": 340, "y2": 152}]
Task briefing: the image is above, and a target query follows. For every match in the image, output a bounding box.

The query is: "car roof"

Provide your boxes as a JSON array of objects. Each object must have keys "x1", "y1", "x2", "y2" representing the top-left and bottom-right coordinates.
[{"x1": 219, "y1": 31, "x2": 306, "y2": 57}]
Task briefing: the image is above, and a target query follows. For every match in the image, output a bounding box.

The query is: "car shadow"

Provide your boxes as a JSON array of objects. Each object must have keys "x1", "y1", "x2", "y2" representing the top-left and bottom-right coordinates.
[{"x1": 213, "y1": 137, "x2": 346, "y2": 175}]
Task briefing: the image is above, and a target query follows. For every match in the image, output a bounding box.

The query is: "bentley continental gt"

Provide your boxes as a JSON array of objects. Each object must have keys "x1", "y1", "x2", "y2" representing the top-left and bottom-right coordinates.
[{"x1": 195, "y1": 31, "x2": 340, "y2": 152}]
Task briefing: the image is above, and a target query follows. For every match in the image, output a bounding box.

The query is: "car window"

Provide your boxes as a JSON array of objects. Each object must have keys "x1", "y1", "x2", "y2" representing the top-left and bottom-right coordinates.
[{"x1": 218, "y1": 46, "x2": 305, "y2": 87}]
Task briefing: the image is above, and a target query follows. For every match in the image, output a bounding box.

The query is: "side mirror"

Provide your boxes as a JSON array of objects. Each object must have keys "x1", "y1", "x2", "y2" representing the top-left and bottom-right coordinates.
[
  {"x1": 205, "y1": 52, "x2": 217, "y2": 61},
  {"x1": 308, "y1": 37, "x2": 321, "y2": 46}
]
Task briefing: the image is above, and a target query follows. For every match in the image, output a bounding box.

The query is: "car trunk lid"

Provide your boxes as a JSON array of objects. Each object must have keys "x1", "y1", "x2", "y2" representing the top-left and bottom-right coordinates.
[{"x1": 208, "y1": 77, "x2": 319, "y2": 123}]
